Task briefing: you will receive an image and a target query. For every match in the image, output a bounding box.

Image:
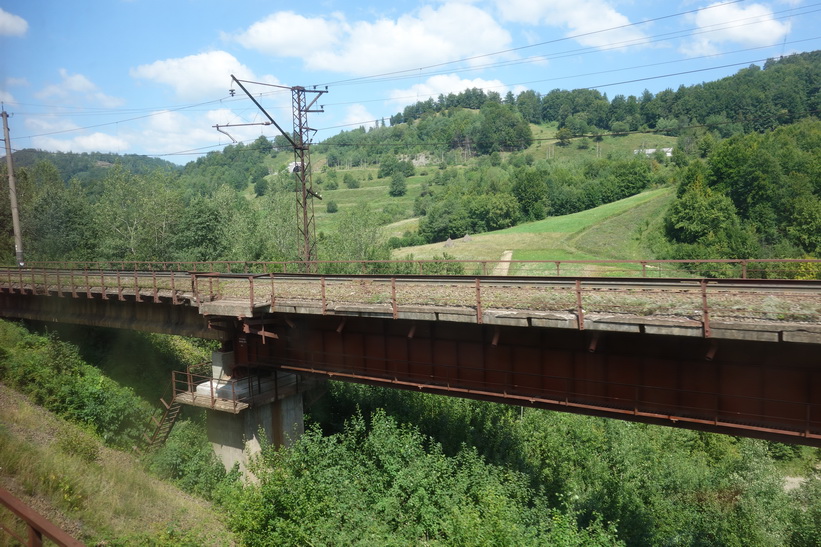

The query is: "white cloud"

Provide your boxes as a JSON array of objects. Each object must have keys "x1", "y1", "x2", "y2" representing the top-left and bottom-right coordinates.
[
  {"x1": 388, "y1": 74, "x2": 511, "y2": 109},
  {"x1": 36, "y1": 69, "x2": 124, "y2": 108},
  {"x1": 135, "y1": 111, "x2": 219, "y2": 154},
  {"x1": 341, "y1": 104, "x2": 377, "y2": 130},
  {"x1": 127, "y1": 108, "x2": 271, "y2": 158},
  {"x1": 226, "y1": 12, "x2": 344, "y2": 58},
  {"x1": 494, "y1": 0, "x2": 649, "y2": 49},
  {"x1": 34, "y1": 132, "x2": 129, "y2": 154},
  {"x1": 0, "y1": 8, "x2": 27, "y2": 37},
  {"x1": 130, "y1": 51, "x2": 280, "y2": 100},
  {"x1": 682, "y1": 3, "x2": 791, "y2": 56},
  {"x1": 0, "y1": 90, "x2": 14, "y2": 103},
  {"x1": 228, "y1": 3, "x2": 512, "y2": 75}
]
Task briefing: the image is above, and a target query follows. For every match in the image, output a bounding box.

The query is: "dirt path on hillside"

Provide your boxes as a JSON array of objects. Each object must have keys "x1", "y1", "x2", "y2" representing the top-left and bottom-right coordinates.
[{"x1": 492, "y1": 251, "x2": 513, "y2": 275}]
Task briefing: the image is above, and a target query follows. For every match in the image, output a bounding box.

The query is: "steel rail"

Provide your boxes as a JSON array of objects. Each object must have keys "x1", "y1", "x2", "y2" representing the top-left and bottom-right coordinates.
[
  {"x1": 2, "y1": 269, "x2": 820, "y2": 302},
  {"x1": 2, "y1": 268, "x2": 820, "y2": 335}
]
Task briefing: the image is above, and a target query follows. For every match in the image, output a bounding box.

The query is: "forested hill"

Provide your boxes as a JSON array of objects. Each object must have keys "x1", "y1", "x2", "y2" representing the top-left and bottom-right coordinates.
[
  {"x1": 1, "y1": 51, "x2": 819, "y2": 267},
  {"x1": 390, "y1": 49, "x2": 821, "y2": 135},
  {"x1": 9, "y1": 149, "x2": 179, "y2": 183}
]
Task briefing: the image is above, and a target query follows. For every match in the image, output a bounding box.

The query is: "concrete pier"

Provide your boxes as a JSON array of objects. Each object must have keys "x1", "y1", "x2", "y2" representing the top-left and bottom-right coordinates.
[
  {"x1": 203, "y1": 350, "x2": 310, "y2": 474},
  {"x1": 206, "y1": 395, "x2": 304, "y2": 474}
]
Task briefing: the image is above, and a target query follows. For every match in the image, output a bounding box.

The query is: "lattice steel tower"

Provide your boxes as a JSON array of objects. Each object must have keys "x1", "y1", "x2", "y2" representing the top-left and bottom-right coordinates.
[{"x1": 221, "y1": 76, "x2": 326, "y2": 270}]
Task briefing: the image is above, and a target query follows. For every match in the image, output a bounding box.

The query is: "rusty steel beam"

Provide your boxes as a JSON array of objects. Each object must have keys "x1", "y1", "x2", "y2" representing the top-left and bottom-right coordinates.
[{"x1": 235, "y1": 314, "x2": 821, "y2": 446}]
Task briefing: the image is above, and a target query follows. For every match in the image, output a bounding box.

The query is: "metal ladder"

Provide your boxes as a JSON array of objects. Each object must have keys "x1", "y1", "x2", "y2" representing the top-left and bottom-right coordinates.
[{"x1": 143, "y1": 392, "x2": 182, "y2": 450}]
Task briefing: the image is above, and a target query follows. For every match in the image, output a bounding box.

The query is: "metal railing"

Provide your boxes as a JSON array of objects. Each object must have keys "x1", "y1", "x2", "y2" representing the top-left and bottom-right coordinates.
[
  {"x1": 0, "y1": 487, "x2": 83, "y2": 546},
  {"x1": 170, "y1": 367, "x2": 297, "y2": 412},
  {"x1": 188, "y1": 273, "x2": 821, "y2": 332},
  {"x1": 1, "y1": 264, "x2": 819, "y2": 332},
  {"x1": 9, "y1": 258, "x2": 821, "y2": 279}
]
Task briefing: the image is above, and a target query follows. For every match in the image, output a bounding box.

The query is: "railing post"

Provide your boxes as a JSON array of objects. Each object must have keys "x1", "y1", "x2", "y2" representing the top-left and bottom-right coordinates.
[
  {"x1": 741, "y1": 260, "x2": 748, "y2": 279},
  {"x1": 249, "y1": 275, "x2": 255, "y2": 308},
  {"x1": 171, "y1": 272, "x2": 178, "y2": 305},
  {"x1": 134, "y1": 270, "x2": 142, "y2": 303},
  {"x1": 576, "y1": 279, "x2": 584, "y2": 330},
  {"x1": 270, "y1": 273, "x2": 276, "y2": 309},
  {"x1": 116, "y1": 271, "x2": 124, "y2": 301},
  {"x1": 192, "y1": 274, "x2": 200, "y2": 307},
  {"x1": 321, "y1": 276, "x2": 326, "y2": 314},
  {"x1": 701, "y1": 279, "x2": 711, "y2": 338},
  {"x1": 152, "y1": 271, "x2": 159, "y2": 303},
  {"x1": 475, "y1": 278, "x2": 483, "y2": 324},
  {"x1": 28, "y1": 521, "x2": 44, "y2": 546},
  {"x1": 391, "y1": 277, "x2": 397, "y2": 319}
]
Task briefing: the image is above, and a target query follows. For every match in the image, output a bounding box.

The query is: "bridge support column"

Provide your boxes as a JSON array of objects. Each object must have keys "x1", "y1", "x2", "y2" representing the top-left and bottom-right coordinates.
[
  {"x1": 204, "y1": 350, "x2": 309, "y2": 475},
  {"x1": 206, "y1": 394, "x2": 303, "y2": 475}
]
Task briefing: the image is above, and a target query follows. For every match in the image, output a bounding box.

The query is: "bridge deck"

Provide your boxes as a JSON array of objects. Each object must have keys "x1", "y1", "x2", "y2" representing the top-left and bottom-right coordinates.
[
  {"x1": 1, "y1": 267, "x2": 819, "y2": 446},
  {"x1": 1, "y1": 268, "x2": 819, "y2": 343}
]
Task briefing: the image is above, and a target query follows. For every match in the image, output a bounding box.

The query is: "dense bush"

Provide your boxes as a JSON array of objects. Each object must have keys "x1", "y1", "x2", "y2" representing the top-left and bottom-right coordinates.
[
  {"x1": 231, "y1": 409, "x2": 621, "y2": 546},
  {"x1": 147, "y1": 416, "x2": 240, "y2": 502},
  {"x1": 306, "y1": 382, "x2": 814, "y2": 547},
  {"x1": 0, "y1": 320, "x2": 152, "y2": 449}
]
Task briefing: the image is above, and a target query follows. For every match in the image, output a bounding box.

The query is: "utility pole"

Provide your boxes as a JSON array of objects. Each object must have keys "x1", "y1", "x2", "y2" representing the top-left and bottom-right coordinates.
[
  {"x1": 222, "y1": 76, "x2": 326, "y2": 271},
  {"x1": 1, "y1": 110, "x2": 23, "y2": 267}
]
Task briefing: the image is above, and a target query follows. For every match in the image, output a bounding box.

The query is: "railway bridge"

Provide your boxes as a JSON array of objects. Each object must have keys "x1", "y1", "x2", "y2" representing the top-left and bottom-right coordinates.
[{"x1": 1, "y1": 259, "x2": 820, "y2": 471}]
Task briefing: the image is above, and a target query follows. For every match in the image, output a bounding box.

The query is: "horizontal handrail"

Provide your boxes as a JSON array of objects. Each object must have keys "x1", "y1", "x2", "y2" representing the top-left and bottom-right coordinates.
[
  {"x1": 7, "y1": 258, "x2": 821, "y2": 280},
  {"x1": 171, "y1": 369, "x2": 283, "y2": 412},
  {"x1": 2, "y1": 268, "x2": 820, "y2": 331},
  {"x1": 0, "y1": 487, "x2": 83, "y2": 546}
]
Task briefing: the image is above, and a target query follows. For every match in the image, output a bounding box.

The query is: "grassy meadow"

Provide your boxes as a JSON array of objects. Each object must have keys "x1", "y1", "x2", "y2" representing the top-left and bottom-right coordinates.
[{"x1": 390, "y1": 187, "x2": 676, "y2": 274}]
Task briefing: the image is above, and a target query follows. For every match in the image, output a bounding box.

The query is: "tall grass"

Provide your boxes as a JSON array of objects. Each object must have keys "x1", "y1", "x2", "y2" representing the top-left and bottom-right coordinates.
[{"x1": 0, "y1": 384, "x2": 235, "y2": 545}]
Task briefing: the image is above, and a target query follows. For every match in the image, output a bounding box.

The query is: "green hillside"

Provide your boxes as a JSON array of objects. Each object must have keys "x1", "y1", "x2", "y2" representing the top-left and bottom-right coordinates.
[
  {"x1": 0, "y1": 383, "x2": 235, "y2": 545},
  {"x1": 391, "y1": 187, "x2": 674, "y2": 264}
]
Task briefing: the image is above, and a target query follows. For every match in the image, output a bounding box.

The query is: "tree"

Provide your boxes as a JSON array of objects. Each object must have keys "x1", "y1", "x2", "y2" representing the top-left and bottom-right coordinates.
[
  {"x1": 25, "y1": 179, "x2": 97, "y2": 261},
  {"x1": 664, "y1": 174, "x2": 759, "y2": 261},
  {"x1": 474, "y1": 102, "x2": 532, "y2": 154},
  {"x1": 318, "y1": 204, "x2": 391, "y2": 271},
  {"x1": 555, "y1": 127, "x2": 573, "y2": 146},
  {"x1": 343, "y1": 173, "x2": 360, "y2": 189},
  {"x1": 173, "y1": 194, "x2": 228, "y2": 262},
  {"x1": 511, "y1": 168, "x2": 548, "y2": 220},
  {"x1": 94, "y1": 166, "x2": 182, "y2": 261},
  {"x1": 388, "y1": 172, "x2": 407, "y2": 197}
]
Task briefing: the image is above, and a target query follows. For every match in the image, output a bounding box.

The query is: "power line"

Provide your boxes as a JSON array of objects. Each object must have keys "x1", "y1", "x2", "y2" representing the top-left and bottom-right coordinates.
[
  {"x1": 319, "y1": 36, "x2": 821, "y2": 112},
  {"x1": 11, "y1": 1, "x2": 818, "y2": 161},
  {"x1": 313, "y1": 0, "x2": 752, "y2": 88},
  {"x1": 314, "y1": 4, "x2": 821, "y2": 96}
]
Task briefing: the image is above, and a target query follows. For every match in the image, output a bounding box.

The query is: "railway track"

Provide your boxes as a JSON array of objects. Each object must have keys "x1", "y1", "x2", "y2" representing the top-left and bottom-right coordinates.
[{"x1": 1, "y1": 268, "x2": 819, "y2": 332}]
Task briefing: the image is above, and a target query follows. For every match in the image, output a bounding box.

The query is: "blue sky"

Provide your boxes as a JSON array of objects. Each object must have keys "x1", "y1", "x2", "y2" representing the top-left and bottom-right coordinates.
[{"x1": 1, "y1": 0, "x2": 819, "y2": 164}]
